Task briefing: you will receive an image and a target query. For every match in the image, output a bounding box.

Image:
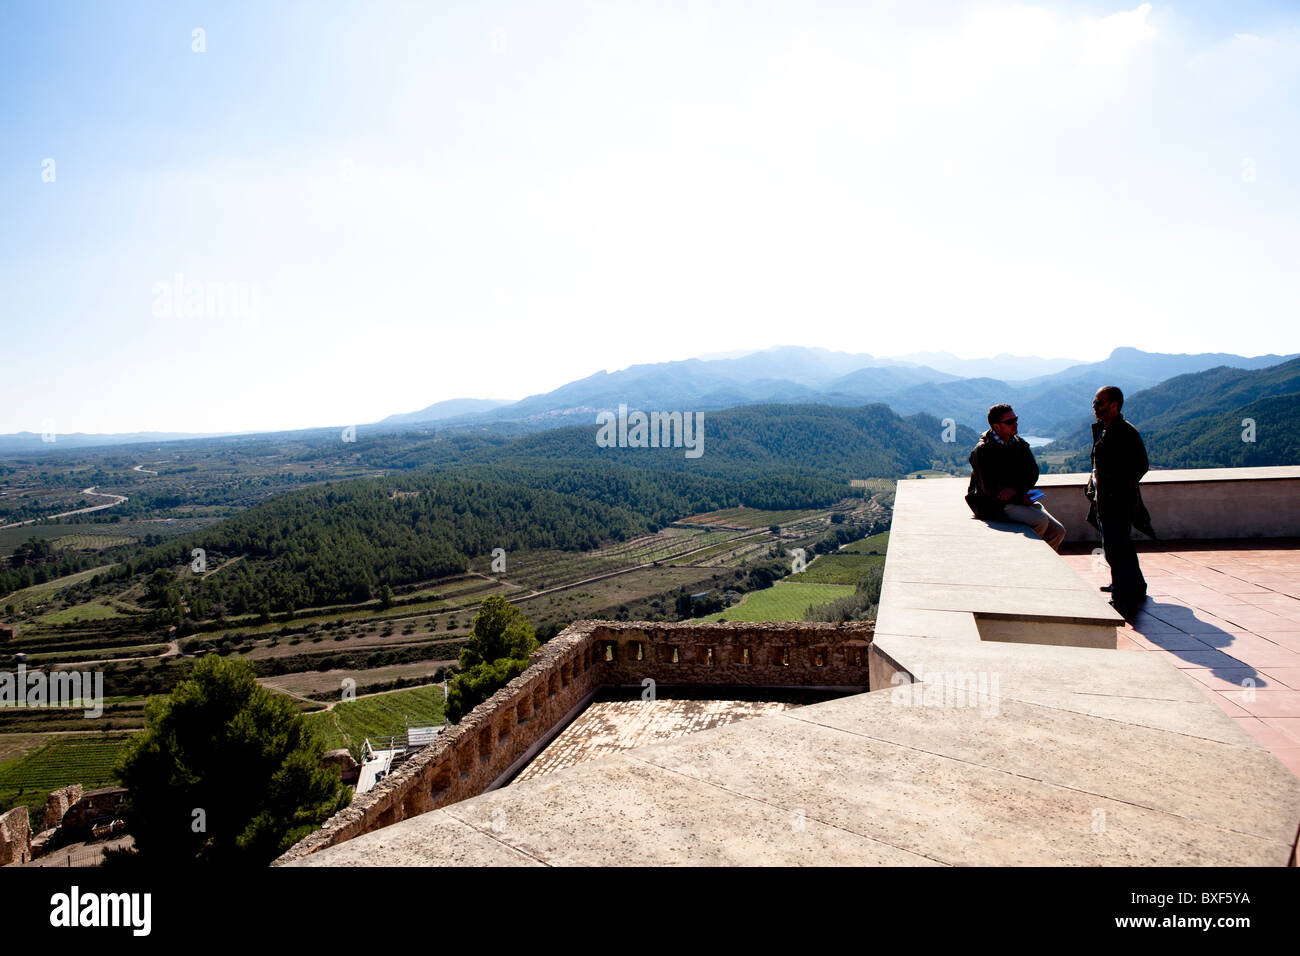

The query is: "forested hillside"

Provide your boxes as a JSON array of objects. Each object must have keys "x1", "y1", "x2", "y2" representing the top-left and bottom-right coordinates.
[
  {"x1": 1055, "y1": 358, "x2": 1300, "y2": 470},
  {"x1": 96, "y1": 403, "x2": 969, "y2": 615},
  {"x1": 110, "y1": 469, "x2": 746, "y2": 614},
  {"x1": 346, "y1": 402, "x2": 978, "y2": 479}
]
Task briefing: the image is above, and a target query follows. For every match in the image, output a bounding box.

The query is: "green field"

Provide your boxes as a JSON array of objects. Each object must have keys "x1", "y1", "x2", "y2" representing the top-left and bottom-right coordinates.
[
  {"x1": 787, "y1": 552, "x2": 884, "y2": 584},
  {"x1": 36, "y1": 602, "x2": 125, "y2": 624},
  {"x1": 839, "y1": 531, "x2": 890, "y2": 555},
  {"x1": 0, "y1": 733, "x2": 136, "y2": 821},
  {"x1": 304, "y1": 684, "x2": 446, "y2": 757},
  {"x1": 783, "y1": 530, "x2": 889, "y2": 585},
  {"x1": 700, "y1": 581, "x2": 855, "y2": 623}
]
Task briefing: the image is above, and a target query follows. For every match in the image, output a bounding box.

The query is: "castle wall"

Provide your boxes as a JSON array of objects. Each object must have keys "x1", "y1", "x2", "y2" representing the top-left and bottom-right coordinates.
[
  {"x1": 275, "y1": 619, "x2": 873, "y2": 864},
  {"x1": 0, "y1": 807, "x2": 31, "y2": 866}
]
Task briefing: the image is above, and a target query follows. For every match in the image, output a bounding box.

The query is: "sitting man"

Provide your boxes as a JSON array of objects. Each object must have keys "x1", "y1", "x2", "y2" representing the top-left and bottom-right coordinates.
[{"x1": 965, "y1": 403, "x2": 1066, "y2": 552}]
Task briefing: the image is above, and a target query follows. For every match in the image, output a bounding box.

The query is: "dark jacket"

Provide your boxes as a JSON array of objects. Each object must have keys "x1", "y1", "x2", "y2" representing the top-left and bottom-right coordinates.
[
  {"x1": 966, "y1": 429, "x2": 1039, "y2": 520},
  {"x1": 1085, "y1": 413, "x2": 1156, "y2": 538}
]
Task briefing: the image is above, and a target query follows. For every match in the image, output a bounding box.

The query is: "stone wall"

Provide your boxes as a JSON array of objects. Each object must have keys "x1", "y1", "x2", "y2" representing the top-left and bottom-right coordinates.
[
  {"x1": 61, "y1": 787, "x2": 127, "y2": 834},
  {"x1": 597, "y1": 620, "x2": 873, "y2": 689},
  {"x1": 275, "y1": 619, "x2": 874, "y2": 865},
  {"x1": 0, "y1": 807, "x2": 31, "y2": 866},
  {"x1": 276, "y1": 621, "x2": 607, "y2": 863},
  {"x1": 43, "y1": 784, "x2": 83, "y2": 831}
]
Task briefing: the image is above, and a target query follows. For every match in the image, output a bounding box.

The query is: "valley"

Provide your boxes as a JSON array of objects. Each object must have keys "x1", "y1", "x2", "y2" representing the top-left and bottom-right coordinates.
[{"x1": 0, "y1": 404, "x2": 909, "y2": 815}]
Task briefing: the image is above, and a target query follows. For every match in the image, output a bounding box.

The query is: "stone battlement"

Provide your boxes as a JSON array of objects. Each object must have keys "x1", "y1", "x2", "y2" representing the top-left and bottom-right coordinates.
[{"x1": 275, "y1": 619, "x2": 873, "y2": 864}]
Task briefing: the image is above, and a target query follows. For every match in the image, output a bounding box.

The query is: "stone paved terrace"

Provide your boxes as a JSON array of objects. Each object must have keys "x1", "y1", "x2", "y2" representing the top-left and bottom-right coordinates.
[
  {"x1": 1062, "y1": 540, "x2": 1300, "y2": 778},
  {"x1": 283, "y1": 467, "x2": 1300, "y2": 867}
]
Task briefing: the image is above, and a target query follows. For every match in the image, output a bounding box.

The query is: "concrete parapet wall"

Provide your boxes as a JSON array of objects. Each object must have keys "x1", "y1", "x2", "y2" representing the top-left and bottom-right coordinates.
[
  {"x1": 275, "y1": 619, "x2": 873, "y2": 864},
  {"x1": 1038, "y1": 466, "x2": 1300, "y2": 543}
]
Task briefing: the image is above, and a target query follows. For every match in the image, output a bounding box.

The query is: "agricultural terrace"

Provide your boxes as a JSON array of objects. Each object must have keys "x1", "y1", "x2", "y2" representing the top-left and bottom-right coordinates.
[
  {"x1": 0, "y1": 733, "x2": 136, "y2": 821},
  {"x1": 700, "y1": 581, "x2": 856, "y2": 622}
]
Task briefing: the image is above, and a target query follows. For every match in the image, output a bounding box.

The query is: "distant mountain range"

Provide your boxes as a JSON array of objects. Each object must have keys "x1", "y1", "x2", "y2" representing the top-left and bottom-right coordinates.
[
  {"x1": 1052, "y1": 356, "x2": 1300, "y2": 470},
  {"x1": 0, "y1": 430, "x2": 230, "y2": 453},
  {"x1": 380, "y1": 397, "x2": 511, "y2": 425},
  {"x1": 4, "y1": 345, "x2": 1296, "y2": 453},
  {"x1": 887, "y1": 351, "x2": 1083, "y2": 380},
  {"x1": 385, "y1": 345, "x2": 1298, "y2": 439}
]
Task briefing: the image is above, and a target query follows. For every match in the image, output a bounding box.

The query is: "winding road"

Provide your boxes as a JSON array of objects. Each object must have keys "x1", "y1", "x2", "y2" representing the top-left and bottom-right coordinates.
[{"x1": 0, "y1": 486, "x2": 129, "y2": 530}]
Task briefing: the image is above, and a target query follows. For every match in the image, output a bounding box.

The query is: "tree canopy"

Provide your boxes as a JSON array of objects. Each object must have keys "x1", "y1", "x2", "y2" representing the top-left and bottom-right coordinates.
[
  {"x1": 116, "y1": 654, "x2": 348, "y2": 865},
  {"x1": 459, "y1": 594, "x2": 538, "y2": 669},
  {"x1": 446, "y1": 596, "x2": 538, "y2": 723}
]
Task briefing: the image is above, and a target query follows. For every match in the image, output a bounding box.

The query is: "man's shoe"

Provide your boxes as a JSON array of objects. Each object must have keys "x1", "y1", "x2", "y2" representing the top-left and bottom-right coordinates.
[{"x1": 1099, "y1": 585, "x2": 1112, "y2": 592}]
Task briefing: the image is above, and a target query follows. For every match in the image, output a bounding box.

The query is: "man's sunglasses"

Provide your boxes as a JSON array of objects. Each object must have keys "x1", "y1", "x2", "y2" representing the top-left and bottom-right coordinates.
[{"x1": 998, "y1": 417, "x2": 1018, "y2": 425}]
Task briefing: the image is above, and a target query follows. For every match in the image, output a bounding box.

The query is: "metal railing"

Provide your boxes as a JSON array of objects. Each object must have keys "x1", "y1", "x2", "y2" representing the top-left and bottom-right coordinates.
[{"x1": 60, "y1": 844, "x2": 106, "y2": 867}]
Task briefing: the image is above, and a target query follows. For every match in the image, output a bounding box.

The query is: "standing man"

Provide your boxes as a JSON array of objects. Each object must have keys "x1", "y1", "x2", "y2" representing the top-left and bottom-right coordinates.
[
  {"x1": 1087, "y1": 385, "x2": 1155, "y2": 620},
  {"x1": 966, "y1": 403, "x2": 1067, "y2": 552}
]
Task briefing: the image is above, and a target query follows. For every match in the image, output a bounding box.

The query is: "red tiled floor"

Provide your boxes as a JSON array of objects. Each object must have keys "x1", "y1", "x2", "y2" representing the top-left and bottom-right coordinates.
[
  {"x1": 1214, "y1": 582, "x2": 1276, "y2": 594},
  {"x1": 1248, "y1": 630, "x2": 1300, "y2": 646},
  {"x1": 1205, "y1": 691, "x2": 1251, "y2": 718},
  {"x1": 1231, "y1": 716, "x2": 1295, "y2": 749},
  {"x1": 1268, "y1": 748, "x2": 1300, "y2": 776},
  {"x1": 1140, "y1": 632, "x2": 1214, "y2": 652},
  {"x1": 1248, "y1": 593, "x2": 1300, "y2": 611},
  {"x1": 1213, "y1": 634, "x2": 1300, "y2": 669},
  {"x1": 1260, "y1": 718, "x2": 1300, "y2": 746},
  {"x1": 1251, "y1": 632, "x2": 1300, "y2": 653},
  {"x1": 1128, "y1": 612, "x2": 1187, "y2": 634},
  {"x1": 1163, "y1": 649, "x2": 1243, "y2": 668},
  {"x1": 1257, "y1": 667, "x2": 1300, "y2": 689},
  {"x1": 1213, "y1": 609, "x2": 1300, "y2": 631},
  {"x1": 1246, "y1": 617, "x2": 1300, "y2": 632},
  {"x1": 1229, "y1": 690, "x2": 1300, "y2": 719},
  {"x1": 1075, "y1": 540, "x2": 1300, "y2": 780},
  {"x1": 1182, "y1": 667, "x2": 1267, "y2": 693}
]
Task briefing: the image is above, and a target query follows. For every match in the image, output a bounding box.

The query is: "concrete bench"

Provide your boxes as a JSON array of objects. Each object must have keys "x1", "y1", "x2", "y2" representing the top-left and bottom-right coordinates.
[{"x1": 877, "y1": 476, "x2": 1123, "y2": 650}]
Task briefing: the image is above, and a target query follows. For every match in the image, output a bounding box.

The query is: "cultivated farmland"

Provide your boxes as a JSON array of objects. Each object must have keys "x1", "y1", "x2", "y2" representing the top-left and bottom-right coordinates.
[
  {"x1": 0, "y1": 733, "x2": 136, "y2": 821},
  {"x1": 700, "y1": 581, "x2": 856, "y2": 623}
]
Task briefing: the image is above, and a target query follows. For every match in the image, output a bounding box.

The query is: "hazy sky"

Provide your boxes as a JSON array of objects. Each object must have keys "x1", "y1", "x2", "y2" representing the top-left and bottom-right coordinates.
[{"x1": 3, "y1": 1, "x2": 1298, "y2": 435}]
